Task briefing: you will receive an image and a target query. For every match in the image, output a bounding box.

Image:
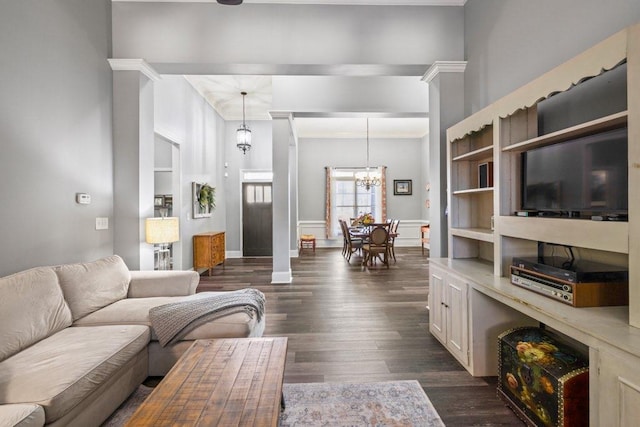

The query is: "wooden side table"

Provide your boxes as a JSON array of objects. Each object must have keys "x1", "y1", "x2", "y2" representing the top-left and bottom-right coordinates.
[{"x1": 193, "y1": 231, "x2": 225, "y2": 276}]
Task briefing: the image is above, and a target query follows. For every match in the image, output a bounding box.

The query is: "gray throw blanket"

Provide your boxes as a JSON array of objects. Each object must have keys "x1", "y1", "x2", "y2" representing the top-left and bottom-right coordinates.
[{"x1": 149, "y1": 288, "x2": 265, "y2": 347}]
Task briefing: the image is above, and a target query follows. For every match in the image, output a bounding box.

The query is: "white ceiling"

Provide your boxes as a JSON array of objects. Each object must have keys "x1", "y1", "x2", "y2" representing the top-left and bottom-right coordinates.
[{"x1": 185, "y1": 75, "x2": 273, "y2": 121}]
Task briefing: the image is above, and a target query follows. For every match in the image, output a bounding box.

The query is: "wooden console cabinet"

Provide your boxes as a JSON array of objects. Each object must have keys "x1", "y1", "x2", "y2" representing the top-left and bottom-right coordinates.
[{"x1": 193, "y1": 231, "x2": 225, "y2": 275}]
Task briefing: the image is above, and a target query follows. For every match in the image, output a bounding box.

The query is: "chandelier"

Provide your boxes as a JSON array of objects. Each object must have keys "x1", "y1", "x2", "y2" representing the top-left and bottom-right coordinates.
[
  {"x1": 237, "y1": 91, "x2": 252, "y2": 154},
  {"x1": 356, "y1": 118, "x2": 381, "y2": 191}
]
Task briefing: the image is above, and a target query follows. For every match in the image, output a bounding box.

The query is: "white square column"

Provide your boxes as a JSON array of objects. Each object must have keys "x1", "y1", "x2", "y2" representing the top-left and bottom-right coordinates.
[
  {"x1": 270, "y1": 111, "x2": 295, "y2": 283},
  {"x1": 109, "y1": 59, "x2": 160, "y2": 270},
  {"x1": 422, "y1": 61, "x2": 466, "y2": 258}
]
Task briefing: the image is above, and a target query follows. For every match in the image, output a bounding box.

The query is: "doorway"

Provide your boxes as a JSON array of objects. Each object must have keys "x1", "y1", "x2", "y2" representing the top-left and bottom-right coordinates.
[
  {"x1": 242, "y1": 182, "x2": 273, "y2": 256},
  {"x1": 154, "y1": 133, "x2": 182, "y2": 269}
]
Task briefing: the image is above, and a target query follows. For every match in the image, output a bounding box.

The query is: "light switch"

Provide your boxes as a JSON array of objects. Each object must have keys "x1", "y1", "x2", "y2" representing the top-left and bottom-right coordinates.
[{"x1": 96, "y1": 217, "x2": 109, "y2": 230}]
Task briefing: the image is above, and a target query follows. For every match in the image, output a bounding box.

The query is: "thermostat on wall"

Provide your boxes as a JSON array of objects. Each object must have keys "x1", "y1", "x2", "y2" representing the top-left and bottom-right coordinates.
[{"x1": 76, "y1": 193, "x2": 91, "y2": 204}]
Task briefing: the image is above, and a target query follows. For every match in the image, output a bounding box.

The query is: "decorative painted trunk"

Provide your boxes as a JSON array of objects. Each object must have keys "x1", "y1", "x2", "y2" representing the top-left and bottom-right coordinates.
[{"x1": 498, "y1": 327, "x2": 589, "y2": 427}]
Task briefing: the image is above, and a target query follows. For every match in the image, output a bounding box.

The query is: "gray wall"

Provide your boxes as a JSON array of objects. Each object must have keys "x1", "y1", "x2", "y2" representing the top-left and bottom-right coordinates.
[
  {"x1": 112, "y1": 3, "x2": 464, "y2": 72},
  {"x1": 272, "y1": 76, "x2": 429, "y2": 113},
  {"x1": 464, "y1": 0, "x2": 640, "y2": 114},
  {"x1": 154, "y1": 76, "x2": 227, "y2": 270},
  {"x1": 0, "y1": 1, "x2": 113, "y2": 276},
  {"x1": 297, "y1": 137, "x2": 423, "y2": 221},
  {"x1": 224, "y1": 120, "x2": 273, "y2": 252}
]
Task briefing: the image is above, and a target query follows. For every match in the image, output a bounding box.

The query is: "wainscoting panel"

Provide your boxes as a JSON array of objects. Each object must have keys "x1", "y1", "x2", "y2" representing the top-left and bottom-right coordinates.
[{"x1": 298, "y1": 220, "x2": 429, "y2": 248}]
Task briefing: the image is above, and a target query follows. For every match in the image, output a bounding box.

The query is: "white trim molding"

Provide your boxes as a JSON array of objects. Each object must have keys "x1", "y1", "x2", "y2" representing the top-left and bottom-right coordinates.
[
  {"x1": 226, "y1": 250, "x2": 243, "y2": 259},
  {"x1": 154, "y1": 129, "x2": 183, "y2": 146},
  {"x1": 114, "y1": 0, "x2": 466, "y2": 5},
  {"x1": 298, "y1": 219, "x2": 429, "y2": 248},
  {"x1": 269, "y1": 110, "x2": 293, "y2": 120},
  {"x1": 108, "y1": 58, "x2": 161, "y2": 82},
  {"x1": 421, "y1": 61, "x2": 467, "y2": 84},
  {"x1": 272, "y1": 270, "x2": 293, "y2": 284}
]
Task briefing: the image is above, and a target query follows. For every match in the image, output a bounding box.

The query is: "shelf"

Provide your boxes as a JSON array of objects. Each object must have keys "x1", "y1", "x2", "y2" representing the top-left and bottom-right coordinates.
[
  {"x1": 452, "y1": 145, "x2": 493, "y2": 162},
  {"x1": 429, "y1": 257, "x2": 640, "y2": 360},
  {"x1": 502, "y1": 110, "x2": 627, "y2": 153},
  {"x1": 451, "y1": 227, "x2": 494, "y2": 242},
  {"x1": 499, "y1": 215, "x2": 629, "y2": 254},
  {"x1": 452, "y1": 187, "x2": 494, "y2": 196}
]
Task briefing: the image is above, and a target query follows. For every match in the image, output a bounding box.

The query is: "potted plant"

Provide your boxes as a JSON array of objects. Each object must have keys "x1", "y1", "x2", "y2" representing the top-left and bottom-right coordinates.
[{"x1": 198, "y1": 184, "x2": 216, "y2": 213}]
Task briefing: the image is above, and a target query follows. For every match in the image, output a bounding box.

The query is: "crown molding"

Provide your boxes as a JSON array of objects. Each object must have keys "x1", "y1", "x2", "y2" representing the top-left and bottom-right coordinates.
[
  {"x1": 269, "y1": 111, "x2": 293, "y2": 120},
  {"x1": 421, "y1": 61, "x2": 467, "y2": 83},
  {"x1": 108, "y1": 59, "x2": 161, "y2": 81}
]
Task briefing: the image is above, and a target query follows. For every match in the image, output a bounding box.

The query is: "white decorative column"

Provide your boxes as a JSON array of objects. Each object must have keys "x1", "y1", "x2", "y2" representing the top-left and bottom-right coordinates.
[
  {"x1": 109, "y1": 59, "x2": 160, "y2": 270},
  {"x1": 270, "y1": 111, "x2": 295, "y2": 283},
  {"x1": 289, "y1": 122, "x2": 300, "y2": 257},
  {"x1": 422, "y1": 61, "x2": 467, "y2": 258}
]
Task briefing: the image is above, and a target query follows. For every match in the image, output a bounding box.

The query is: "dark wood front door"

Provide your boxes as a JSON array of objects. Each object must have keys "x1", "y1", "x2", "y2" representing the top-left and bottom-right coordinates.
[{"x1": 242, "y1": 182, "x2": 273, "y2": 256}]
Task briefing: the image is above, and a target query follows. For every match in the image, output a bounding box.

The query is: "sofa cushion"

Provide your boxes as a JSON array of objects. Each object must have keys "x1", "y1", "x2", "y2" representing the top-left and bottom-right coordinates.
[
  {"x1": 0, "y1": 325, "x2": 149, "y2": 424},
  {"x1": 0, "y1": 404, "x2": 45, "y2": 427},
  {"x1": 55, "y1": 255, "x2": 131, "y2": 321},
  {"x1": 74, "y1": 293, "x2": 261, "y2": 341},
  {"x1": 0, "y1": 267, "x2": 72, "y2": 363}
]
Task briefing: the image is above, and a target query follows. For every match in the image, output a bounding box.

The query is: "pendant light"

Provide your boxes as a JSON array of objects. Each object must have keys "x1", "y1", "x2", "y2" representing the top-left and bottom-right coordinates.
[
  {"x1": 217, "y1": 0, "x2": 243, "y2": 5},
  {"x1": 236, "y1": 91, "x2": 252, "y2": 154},
  {"x1": 356, "y1": 118, "x2": 381, "y2": 191}
]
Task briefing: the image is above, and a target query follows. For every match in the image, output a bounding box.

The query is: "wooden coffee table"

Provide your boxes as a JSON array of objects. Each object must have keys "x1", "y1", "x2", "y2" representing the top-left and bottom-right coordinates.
[{"x1": 126, "y1": 337, "x2": 288, "y2": 426}]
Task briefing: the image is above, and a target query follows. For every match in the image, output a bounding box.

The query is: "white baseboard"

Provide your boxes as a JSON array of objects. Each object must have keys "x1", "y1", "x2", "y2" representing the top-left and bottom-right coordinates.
[
  {"x1": 227, "y1": 250, "x2": 299, "y2": 258},
  {"x1": 271, "y1": 270, "x2": 292, "y2": 284},
  {"x1": 226, "y1": 251, "x2": 243, "y2": 259}
]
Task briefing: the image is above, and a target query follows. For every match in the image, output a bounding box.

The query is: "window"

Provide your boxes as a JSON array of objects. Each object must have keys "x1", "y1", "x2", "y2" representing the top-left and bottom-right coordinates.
[
  {"x1": 245, "y1": 184, "x2": 272, "y2": 204},
  {"x1": 327, "y1": 168, "x2": 384, "y2": 237}
]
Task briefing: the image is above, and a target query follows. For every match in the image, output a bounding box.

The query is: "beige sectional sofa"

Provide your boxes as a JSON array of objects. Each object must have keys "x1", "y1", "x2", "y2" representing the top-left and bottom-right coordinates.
[{"x1": 0, "y1": 255, "x2": 264, "y2": 427}]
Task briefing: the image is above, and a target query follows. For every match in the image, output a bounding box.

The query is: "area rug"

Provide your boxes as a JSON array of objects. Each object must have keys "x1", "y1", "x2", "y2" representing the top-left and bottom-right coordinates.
[
  {"x1": 101, "y1": 380, "x2": 445, "y2": 427},
  {"x1": 280, "y1": 380, "x2": 445, "y2": 427},
  {"x1": 101, "y1": 385, "x2": 153, "y2": 427}
]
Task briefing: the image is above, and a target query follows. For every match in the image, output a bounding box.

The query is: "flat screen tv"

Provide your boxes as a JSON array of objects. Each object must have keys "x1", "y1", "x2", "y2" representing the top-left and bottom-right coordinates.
[{"x1": 521, "y1": 127, "x2": 628, "y2": 216}]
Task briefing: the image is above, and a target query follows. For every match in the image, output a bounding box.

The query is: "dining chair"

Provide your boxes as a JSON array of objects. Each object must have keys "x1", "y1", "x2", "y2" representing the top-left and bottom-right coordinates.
[
  {"x1": 341, "y1": 220, "x2": 363, "y2": 262},
  {"x1": 338, "y1": 219, "x2": 348, "y2": 257},
  {"x1": 388, "y1": 219, "x2": 400, "y2": 261},
  {"x1": 361, "y1": 225, "x2": 390, "y2": 268}
]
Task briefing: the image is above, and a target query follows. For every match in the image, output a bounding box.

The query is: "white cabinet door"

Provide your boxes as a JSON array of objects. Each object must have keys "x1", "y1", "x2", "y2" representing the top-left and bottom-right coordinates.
[
  {"x1": 429, "y1": 267, "x2": 446, "y2": 343},
  {"x1": 592, "y1": 347, "x2": 640, "y2": 426},
  {"x1": 446, "y1": 274, "x2": 469, "y2": 365},
  {"x1": 429, "y1": 264, "x2": 470, "y2": 368}
]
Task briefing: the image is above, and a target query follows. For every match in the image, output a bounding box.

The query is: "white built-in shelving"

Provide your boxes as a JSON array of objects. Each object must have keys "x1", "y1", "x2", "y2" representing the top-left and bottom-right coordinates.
[{"x1": 430, "y1": 22, "x2": 640, "y2": 426}]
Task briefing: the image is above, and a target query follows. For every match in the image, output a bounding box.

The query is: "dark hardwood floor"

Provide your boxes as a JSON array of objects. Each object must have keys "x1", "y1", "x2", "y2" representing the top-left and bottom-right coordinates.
[{"x1": 197, "y1": 247, "x2": 524, "y2": 426}]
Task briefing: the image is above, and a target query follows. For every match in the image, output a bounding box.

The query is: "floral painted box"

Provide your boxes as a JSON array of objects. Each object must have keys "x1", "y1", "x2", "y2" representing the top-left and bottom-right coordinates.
[{"x1": 498, "y1": 327, "x2": 589, "y2": 427}]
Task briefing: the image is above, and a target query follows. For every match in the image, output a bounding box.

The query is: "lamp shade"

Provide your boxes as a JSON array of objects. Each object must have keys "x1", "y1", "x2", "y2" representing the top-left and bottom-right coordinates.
[{"x1": 145, "y1": 217, "x2": 179, "y2": 244}]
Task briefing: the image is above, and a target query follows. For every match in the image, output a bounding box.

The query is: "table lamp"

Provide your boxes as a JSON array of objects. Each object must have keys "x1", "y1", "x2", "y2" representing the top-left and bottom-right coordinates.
[{"x1": 145, "y1": 217, "x2": 179, "y2": 270}]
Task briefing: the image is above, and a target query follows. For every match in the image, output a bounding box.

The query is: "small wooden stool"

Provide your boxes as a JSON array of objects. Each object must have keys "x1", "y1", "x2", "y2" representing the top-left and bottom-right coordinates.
[{"x1": 299, "y1": 234, "x2": 316, "y2": 254}]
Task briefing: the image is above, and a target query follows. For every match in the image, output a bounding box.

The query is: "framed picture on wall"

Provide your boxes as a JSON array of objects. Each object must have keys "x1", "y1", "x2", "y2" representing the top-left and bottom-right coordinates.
[
  {"x1": 192, "y1": 182, "x2": 214, "y2": 219},
  {"x1": 394, "y1": 179, "x2": 412, "y2": 196}
]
